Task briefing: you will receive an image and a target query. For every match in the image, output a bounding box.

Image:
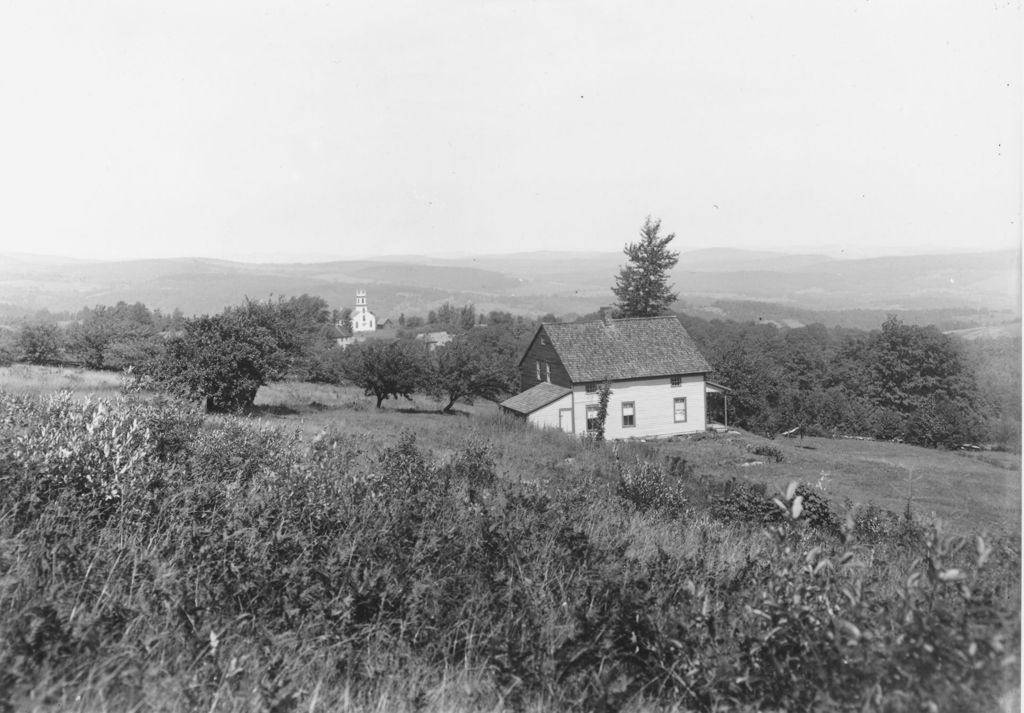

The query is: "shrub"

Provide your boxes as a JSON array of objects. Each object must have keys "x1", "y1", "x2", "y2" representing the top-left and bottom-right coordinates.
[
  {"x1": 16, "y1": 322, "x2": 62, "y2": 365},
  {"x1": 792, "y1": 483, "x2": 841, "y2": 536},
  {"x1": 442, "y1": 442, "x2": 497, "y2": 502},
  {"x1": 751, "y1": 443, "x2": 784, "y2": 462},
  {"x1": 711, "y1": 480, "x2": 785, "y2": 526},
  {"x1": 0, "y1": 392, "x2": 1018, "y2": 712},
  {"x1": 615, "y1": 455, "x2": 687, "y2": 513}
]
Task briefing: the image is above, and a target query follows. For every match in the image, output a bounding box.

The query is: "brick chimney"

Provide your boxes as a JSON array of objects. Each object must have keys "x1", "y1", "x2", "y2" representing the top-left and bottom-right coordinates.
[{"x1": 599, "y1": 306, "x2": 614, "y2": 326}]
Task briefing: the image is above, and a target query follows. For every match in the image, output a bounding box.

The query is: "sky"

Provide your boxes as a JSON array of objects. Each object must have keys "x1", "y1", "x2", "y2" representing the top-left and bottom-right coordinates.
[{"x1": 0, "y1": 1, "x2": 1020, "y2": 262}]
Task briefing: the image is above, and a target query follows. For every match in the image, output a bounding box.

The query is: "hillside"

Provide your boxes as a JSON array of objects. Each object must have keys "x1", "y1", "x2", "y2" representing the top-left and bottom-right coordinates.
[
  {"x1": 0, "y1": 248, "x2": 1017, "y2": 329},
  {"x1": 0, "y1": 368, "x2": 1019, "y2": 711}
]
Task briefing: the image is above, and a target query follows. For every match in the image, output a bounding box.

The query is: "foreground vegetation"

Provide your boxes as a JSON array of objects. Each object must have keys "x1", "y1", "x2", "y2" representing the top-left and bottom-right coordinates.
[{"x1": 1, "y1": 383, "x2": 1019, "y2": 712}]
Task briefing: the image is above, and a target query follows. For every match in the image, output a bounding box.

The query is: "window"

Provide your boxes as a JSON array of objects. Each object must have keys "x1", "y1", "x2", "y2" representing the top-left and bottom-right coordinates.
[
  {"x1": 585, "y1": 383, "x2": 598, "y2": 393},
  {"x1": 673, "y1": 397, "x2": 687, "y2": 423},
  {"x1": 621, "y1": 402, "x2": 635, "y2": 428},
  {"x1": 536, "y1": 361, "x2": 550, "y2": 382},
  {"x1": 670, "y1": 376, "x2": 682, "y2": 387},
  {"x1": 586, "y1": 405, "x2": 600, "y2": 432}
]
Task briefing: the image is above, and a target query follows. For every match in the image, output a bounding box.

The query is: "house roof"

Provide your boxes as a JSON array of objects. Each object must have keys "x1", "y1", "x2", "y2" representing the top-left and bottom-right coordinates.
[
  {"x1": 415, "y1": 331, "x2": 453, "y2": 343},
  {"x1": 537, "y1": 316, "x2": 712, "y2": 382},
  {"x1": 499, "y1": 382, "x2": 571, "y2": 415}
]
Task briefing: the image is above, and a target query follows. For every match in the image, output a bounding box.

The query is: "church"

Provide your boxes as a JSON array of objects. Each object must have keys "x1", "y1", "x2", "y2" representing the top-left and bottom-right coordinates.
[{"x1": 350, "y1": 289, "x2": 376, "y2": 333}]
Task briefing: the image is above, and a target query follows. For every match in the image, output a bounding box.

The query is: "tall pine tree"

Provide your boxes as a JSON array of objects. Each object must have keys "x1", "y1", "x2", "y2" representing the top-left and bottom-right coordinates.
[{"x1": 612, "y1": 216, "x2": 680, "y2": 317}]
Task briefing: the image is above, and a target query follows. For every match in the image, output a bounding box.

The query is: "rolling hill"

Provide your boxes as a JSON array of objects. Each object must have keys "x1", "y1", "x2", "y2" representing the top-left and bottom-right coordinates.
[{"x1": 0, "y1": 248, "x2": 1017, "y2": 329}]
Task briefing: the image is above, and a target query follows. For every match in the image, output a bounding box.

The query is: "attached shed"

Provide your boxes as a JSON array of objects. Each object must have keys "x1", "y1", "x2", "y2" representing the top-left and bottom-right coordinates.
[{"x1": 499, "y1": 382, "x2": 573, "y2": 432}]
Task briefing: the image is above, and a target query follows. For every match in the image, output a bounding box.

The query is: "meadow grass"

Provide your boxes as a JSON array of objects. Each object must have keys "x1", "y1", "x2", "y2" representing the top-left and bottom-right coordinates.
[
  {"x1": 1, "y1": 369, "x2": 1019, "y2": 711},
  {"x1": 255, "y1": 377, "x2": 1021, "y2": 537},
  {"x1": 0, "y1": 364, "x2": 122, "y2": 397},
  {"x1": 8, "y1": 364, "x2": 1017, "y2": 535}
]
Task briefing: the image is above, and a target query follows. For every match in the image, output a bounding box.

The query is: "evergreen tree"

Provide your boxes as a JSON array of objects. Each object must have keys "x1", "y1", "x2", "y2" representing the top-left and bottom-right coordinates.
[{"x1": 612, "y1": 216, "x2": 680, "y2": 317}]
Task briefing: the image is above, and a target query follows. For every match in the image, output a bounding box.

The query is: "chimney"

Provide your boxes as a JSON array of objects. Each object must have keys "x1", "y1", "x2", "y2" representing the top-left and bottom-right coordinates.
[{"x1": 599, "y1": 306, "x2": 614, "y2": 326}]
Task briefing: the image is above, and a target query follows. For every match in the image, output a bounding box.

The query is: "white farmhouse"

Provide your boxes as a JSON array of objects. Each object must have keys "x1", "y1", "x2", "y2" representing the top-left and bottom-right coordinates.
[
  {"x1": 351, "y1": 290, "x2": 377, "y2": 333},
  {"x1": 499, "y1": 312, "x2": 723, "y2": 439}
]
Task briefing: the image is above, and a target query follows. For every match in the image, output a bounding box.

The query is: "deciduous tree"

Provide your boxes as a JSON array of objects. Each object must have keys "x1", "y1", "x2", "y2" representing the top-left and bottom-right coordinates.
[
  {"x1": 17, "y1": 322, "x2": 62, "y2": 365},
  {"x1": 426, "y1": 334, "x2": 516, "y2": 412},
  {"x1": 340, "y1": 339, "x2": 430, "y2": 408},
  {"x1": 147, "y1": 310, "x2": 285, "y2": 412}
]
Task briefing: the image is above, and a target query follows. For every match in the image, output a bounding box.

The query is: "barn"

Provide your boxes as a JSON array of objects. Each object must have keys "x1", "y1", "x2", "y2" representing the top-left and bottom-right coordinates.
[{"x1": 499, "y1": 312, "x2": 717, "y2": 439}]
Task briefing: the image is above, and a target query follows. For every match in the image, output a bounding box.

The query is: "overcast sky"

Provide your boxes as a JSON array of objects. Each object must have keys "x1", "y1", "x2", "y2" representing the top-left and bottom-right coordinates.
[{"x1": 0, "y1": 1, "x2": 1020, "y2": 262}]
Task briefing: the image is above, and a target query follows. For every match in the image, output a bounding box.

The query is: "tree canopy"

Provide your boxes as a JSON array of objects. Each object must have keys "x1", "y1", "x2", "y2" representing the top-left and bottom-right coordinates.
[
  {"x1": 144, "y1": 295, "x2": 331, "y2": 412},
  {"x1": 425, "y1": 331, "x2": 517, "y2": 412},
  {"x1": 339, "y1": 339, "x2": 430, "y2": 408},
  {"x1": 612, "y1": 217, "x2": 680, "y2": 318}
]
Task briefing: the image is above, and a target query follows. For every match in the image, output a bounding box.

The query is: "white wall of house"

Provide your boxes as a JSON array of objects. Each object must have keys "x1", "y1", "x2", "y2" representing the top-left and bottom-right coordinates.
[
  {"x1": 526, "y1": 393, "x2": 574, "y2": 431},
  {"x1": 571, "y1": 375, "x2": 706, "y2": 440}
]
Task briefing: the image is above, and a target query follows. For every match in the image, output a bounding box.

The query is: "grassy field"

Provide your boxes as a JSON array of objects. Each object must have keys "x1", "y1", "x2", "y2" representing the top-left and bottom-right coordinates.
[
  {"x1": 0, "y1": 364, "x2": 123, "y2": 396},
  {"x1": 1, "y1": 365, "x2": 1020, "y2": 711},
  {"x1": 253, "y1": 378, "x2": 1021, "y2": 536},
  {"x1": 4, "y1": 365, "x2": 1019, "y2": 536}
]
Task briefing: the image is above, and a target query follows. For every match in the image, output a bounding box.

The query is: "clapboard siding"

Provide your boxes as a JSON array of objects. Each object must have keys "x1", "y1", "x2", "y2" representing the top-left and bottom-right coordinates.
[
  {"x1": 526, "y1": 393, "x2": 573, "y2": 431},
  {"x1": 519, "y1": 326, "x2": 573, "y2": 391},
  {"x1": 572, "y1": 375, "x2": 706, "y2": 439}
]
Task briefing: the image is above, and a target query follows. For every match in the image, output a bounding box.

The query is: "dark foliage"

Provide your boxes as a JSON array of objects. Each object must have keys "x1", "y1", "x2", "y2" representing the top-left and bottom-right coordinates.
[
  {"x1": 425, "y1": 330, "x2": 517, "y2": 412},
  {"x1": 337, "y1": 338, "x2": 430, "y2": 408},
  {"x1": 680, "y1": 312, "x2": 1011, "y2": 450},
  {"x1": 143, "y1": 295, "x2": 331, "y2": 412},
  {"x1": 16, "y1": 322, "x2": 62, "y2": 365}
]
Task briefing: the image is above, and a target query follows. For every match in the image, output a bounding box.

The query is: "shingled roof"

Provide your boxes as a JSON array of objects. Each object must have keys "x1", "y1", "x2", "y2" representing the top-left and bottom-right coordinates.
[
  {"x1": 536, "y1": 316, "x2": 712, "y2": 383},
  {"x1": 500, "y1": 382, "x2": 571, "y2": 415}
]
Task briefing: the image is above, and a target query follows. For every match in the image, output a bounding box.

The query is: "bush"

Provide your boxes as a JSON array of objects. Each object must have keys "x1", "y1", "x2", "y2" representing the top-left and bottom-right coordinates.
[
  {"x1": 0, "y1": 392, "x2": 1018, "y2": 712},
  {"x1": 615, "y1": 455, "x2": 687, "y2": 513},
  {"x1": 751, "y1": 443, "x2": 784, "y2": 462},
  {"x1": 711, "y1": 480, "x2": 785, "y2": 526}
]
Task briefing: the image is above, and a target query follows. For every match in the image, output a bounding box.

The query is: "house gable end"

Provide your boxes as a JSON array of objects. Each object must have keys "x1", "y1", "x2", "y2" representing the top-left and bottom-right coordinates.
[{"x1": 519, "y1": 325, "x2": 573, "y2": 391}]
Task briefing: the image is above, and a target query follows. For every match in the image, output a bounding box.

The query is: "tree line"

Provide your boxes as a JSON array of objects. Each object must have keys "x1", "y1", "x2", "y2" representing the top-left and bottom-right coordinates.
[
  {"x1": 613, "y1": 216, "x2": 1018, "y2": 450},
  {"x1": 1, "y1": 215, "x2": 1018, "y2": 450},
  {"x1": 2, "y1": 296, "x2": 531, "y2": 414}
]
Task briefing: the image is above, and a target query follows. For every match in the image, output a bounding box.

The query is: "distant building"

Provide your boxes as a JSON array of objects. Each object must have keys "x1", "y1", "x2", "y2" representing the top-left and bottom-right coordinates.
[
  {"x1": 500, "y1": 311, "x2": 724, "y2": 439},
  {"x1": 351, "y1": 290, "x2": 377, "y2": 333},
  {"x1": 415, "y1": 331, "x2": 454, "y2": 351}
]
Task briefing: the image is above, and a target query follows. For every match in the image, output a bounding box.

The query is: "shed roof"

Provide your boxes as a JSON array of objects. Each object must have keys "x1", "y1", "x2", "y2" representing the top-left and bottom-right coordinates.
[
  {"x1": 537, "y1": 316, "x2": 712, "y2": 382},
  {"x1": 499, "y1": 382, "x2": 571, "y2": 415}
]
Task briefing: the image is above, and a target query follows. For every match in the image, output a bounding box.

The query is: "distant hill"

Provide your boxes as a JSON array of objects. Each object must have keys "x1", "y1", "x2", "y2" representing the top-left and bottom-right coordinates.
[{"x1": 0, "y1": 248, "x2": 1017, "y2": 330}]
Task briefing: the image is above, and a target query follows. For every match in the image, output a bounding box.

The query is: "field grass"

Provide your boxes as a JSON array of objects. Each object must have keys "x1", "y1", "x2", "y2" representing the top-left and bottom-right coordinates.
[
  {"x1": 6, "y1": 365, "x2": 1019, "y2": 536},
  {"x1": 255, "y1": 377, "x2": 1021, "y2": 536},
  {"x1": 657, "y1": 432, "x2": 1021, "y2": 537},
  {"x1": 0, "y1": 364, "x2": 122, "y2": 396},
  {"x1": 1, "y1": 366, "x2": 1020, "y2": 711}
]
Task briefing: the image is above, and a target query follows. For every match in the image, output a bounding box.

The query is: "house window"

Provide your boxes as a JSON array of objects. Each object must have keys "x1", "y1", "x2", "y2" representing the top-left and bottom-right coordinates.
[
  {"x1": 585, "y1": 383, "x2": 598, "y2": 393},
  {"x1": 586, "y1": 405, "x2": 600, "y2": 432},
  {"x1": 536, "y1": 361, "x2": 550, "y2": 382},
  {"x1": 622, "y1": 402, "x2": 635, "y2": 428},
  {"x1": 673, "y1": 397, "x2": 687, "y2": 423},
  {"x1": 670, "y1": 376, "x2": 682, "y2": 387}
]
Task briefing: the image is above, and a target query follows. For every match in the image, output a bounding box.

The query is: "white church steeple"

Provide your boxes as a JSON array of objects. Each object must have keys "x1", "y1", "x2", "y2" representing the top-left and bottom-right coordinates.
[{"x1": 351, "y1": 289, "x2": 377, "y2": 332}]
